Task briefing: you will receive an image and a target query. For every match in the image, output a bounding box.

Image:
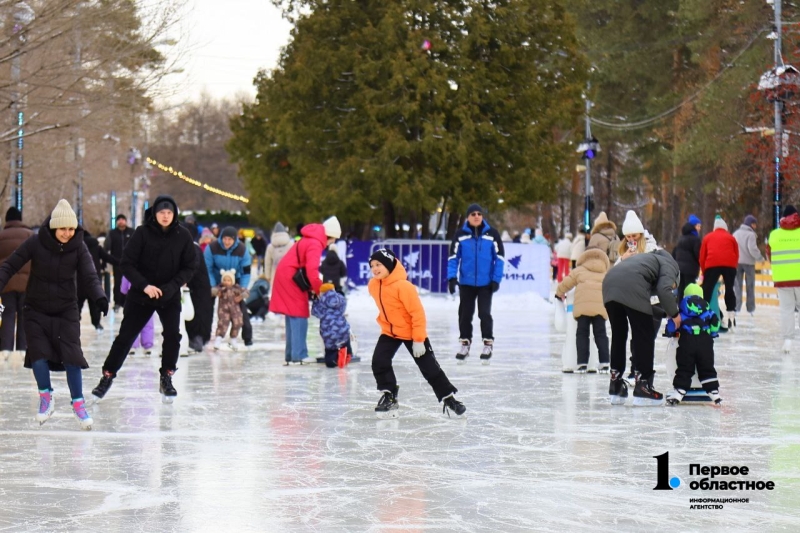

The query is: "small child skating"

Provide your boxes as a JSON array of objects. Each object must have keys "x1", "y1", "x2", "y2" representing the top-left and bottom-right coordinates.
[
  {"x1": 121, "y1": 276, "x2": 154, "y2": 356},
  {"x1": 311, "y1": 283, "x2": 353, "y2": 368},
  {"x1": 214, "y1": 269, "x2": 245, "y2": 351},
  {"x1": 556, "y1": 247, "x2": 611, "y2": 373},
  {"x1": 368, "y1": 249, "x2": 466, "y2": 418},
  {"x1": 664, "y1": 283, "x2": 722, "y2": 405}
]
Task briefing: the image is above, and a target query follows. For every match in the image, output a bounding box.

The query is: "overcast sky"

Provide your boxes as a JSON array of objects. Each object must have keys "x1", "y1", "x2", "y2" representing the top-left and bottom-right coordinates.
[{"x1": 168, "y1": 0, "x2": 292, "y2": 102}]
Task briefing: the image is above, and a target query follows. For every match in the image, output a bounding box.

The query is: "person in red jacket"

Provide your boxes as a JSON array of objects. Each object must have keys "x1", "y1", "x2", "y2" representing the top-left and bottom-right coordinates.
[
  {"x1": 270, "y1": 216, "x2": 341, "y2": 364},
  {"x1": 700, "y1": 215, "x2": 739, "y2": 329}
]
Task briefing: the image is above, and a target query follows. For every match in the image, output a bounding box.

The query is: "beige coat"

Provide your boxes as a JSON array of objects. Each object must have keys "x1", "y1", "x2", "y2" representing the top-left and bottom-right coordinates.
[
  {"x1": 556, "y1": 248, "x2": 610, "y2": 319},
  {"x1": 587, "y1": 212, "x2": 620, "y2": 264}
]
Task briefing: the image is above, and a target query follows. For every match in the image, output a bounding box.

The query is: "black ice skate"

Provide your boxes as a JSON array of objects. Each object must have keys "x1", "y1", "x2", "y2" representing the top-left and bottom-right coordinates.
[
  {"x1": 91, "y1": 371, "x2": 115, "y2": 402},
  {"x1": 665, "y1": 388, "x2": 686, "y2": 406},
  {"x1": 575, "y1": 364, "x2": 588, "y2": 374},
  {"x1": 159, "y1": 369, "x2": 178, "y2": 404},
  {"x1": 442, "y1": 393, "x2": 466, "y2": 418},
  {"x1": 456, "y1": 339, "x2": 470, "y2": 363},
  {"x1": 479, "y1": 339, "x2": 493, "y2": 365},
  {"x1": 375, "y1": 388, "x2": 399, "y2": 419},
  {"x1": 609, "y1": 370, "x2": 628, "y2": 405},
  {"x1": 632, "y1": 374, "x2": 664, "y2": 407}
]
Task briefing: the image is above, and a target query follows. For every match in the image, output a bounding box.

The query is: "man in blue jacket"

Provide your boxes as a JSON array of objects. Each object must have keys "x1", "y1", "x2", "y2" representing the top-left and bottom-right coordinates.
[
  {"x1": 447, "y1": 203, "x2": 505, "y2": 362},
  {"x1": 205, "y1": 226, "x2": 253, "y2": 347}
]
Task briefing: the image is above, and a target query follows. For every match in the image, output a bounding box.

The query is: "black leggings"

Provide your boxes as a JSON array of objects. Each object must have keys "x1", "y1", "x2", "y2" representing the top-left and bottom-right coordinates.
[{"x1": 606, "y1": 301, "x2": 656, "y2": 379}]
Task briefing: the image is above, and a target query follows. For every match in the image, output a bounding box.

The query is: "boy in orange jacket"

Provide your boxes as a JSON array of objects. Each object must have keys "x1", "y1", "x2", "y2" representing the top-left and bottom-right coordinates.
[{"x1": 368, "y1": 249, "x2": 466, "y2": 418}]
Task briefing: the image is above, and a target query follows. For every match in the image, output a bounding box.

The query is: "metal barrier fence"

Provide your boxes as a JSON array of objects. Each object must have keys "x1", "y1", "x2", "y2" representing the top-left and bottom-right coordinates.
[{"x1": 370, "y1": 240, "x2": 451, "y2": 293}]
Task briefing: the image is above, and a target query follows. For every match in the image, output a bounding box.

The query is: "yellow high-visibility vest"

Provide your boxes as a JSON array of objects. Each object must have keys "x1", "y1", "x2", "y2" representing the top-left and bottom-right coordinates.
[{"x1": 769, "y1": 227, "x2": 800, "y2": 282}]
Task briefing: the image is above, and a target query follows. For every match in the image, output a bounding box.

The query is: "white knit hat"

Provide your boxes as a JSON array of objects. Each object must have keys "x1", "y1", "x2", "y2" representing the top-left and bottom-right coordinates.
[
  {"x1": 322, "y1": 216, "x2": 342, "y2": 239},
  {"x1": 219, "y1": 268, "x2": 236, "y2": 284},
  {"x1": 49, "y1": 199, "x2": 78, "y2": 229},
  {"x1": 713, "y1": 215, "x2": 728, "y2": 231},
  {"x1": 621, "y1": 210, "x2": 645, "y2": 235}
]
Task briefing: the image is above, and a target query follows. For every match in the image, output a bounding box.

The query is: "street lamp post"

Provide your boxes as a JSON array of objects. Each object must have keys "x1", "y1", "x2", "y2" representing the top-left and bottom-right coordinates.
[
  {"x1": 8, "y1": 2, "x2": 35, "y2": 213},
  {"x1": 773, "y1": 0, "x2": 783, "y2": 229}
]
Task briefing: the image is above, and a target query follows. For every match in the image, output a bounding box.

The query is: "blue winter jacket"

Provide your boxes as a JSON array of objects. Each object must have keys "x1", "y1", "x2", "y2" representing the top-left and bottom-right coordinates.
[
  {"x1": 311, "y1": 290, "x2": 351, "y2": 349},
  {"x1": 447, "y1": 220, "x2": 505, "y2": 287},
  {"x1": 204, "y1": 238, "x2": 252, "y2": 288}
]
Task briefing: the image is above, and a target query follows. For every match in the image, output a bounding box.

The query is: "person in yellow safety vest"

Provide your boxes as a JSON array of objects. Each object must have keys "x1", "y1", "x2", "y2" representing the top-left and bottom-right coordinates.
[{"x1": 767, "y1": 204, "x2": 800, "y2": 353}]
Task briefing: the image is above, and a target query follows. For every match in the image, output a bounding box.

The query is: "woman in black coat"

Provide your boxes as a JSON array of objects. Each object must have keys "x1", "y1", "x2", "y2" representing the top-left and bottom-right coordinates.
[
  {"x1": 672, "y1": 222, "x2": 702, "y2": 300},
  {"x1": 319, "y1": 247, "x2": 348, "y2": 294},
  {"x1": 92, "y1": 195, "x2": 196, "y2": 403},
  {"x1": 0, "y1": 199, "x2": 107, "y2": 430}
]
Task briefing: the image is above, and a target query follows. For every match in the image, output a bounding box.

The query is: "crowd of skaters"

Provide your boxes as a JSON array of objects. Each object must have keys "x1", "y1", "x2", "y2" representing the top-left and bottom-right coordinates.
[{"x1": 1, "y1": 193, "x2": 799, "y2": 428}]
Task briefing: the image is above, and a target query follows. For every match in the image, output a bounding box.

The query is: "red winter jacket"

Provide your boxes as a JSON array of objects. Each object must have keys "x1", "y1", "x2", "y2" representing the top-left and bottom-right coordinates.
[
  {"x1": 269, "y1": 223, "x2": 327, "y2": 318},
  {"x1": 700, "y1": 229, "x2": 739, "y2": 271}
]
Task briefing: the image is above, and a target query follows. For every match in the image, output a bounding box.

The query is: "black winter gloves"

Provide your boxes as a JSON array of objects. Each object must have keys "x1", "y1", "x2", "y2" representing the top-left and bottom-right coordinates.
[
  {"x1": 96, "y1": 297, "x2": 109, "y2": 316},
  {"x1": 448, "y1": 278, "x2": 458, "y2": 295},
  {"x1": 491, "y1": 281, "x2": 499, "y2": 293}
]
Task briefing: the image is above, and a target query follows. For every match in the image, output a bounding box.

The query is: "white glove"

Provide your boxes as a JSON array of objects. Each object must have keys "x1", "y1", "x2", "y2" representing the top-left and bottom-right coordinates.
[
  {"x1": 0, "y1": 303, "x2": 4, "y2": 319},
  {"x1": 412, "y1": 341, "x2": 426, "y2": 358}
]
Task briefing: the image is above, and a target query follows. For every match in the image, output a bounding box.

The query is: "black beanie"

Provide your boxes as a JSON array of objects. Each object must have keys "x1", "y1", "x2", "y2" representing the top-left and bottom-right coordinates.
[
  {"x1": 154, "y1": 200, "x2": 174, "y2": 214},
  {"x1": 5, "y1": 207, "x2": 22, "y2": 222},
  {"x1": 783, "y1": 205, "x2": 798, "y2": 218},
  {"x1": 369, "y1": 248, "x2": 397, "y2": 273},
  {"x1": 221, "y1": 226, "x2": 238, "y2": 240},
  {"x1": 466, "y1": 203, "x2": 484, "y2": 217}
]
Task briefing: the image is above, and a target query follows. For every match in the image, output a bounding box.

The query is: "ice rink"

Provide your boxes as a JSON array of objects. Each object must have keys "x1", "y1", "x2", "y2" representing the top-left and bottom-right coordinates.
[{"x1": 0, "y1": 290, "x2": 798, "y2": 532}]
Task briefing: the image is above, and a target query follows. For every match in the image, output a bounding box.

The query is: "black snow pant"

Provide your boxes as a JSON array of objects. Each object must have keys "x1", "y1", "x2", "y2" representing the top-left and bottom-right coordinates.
[
  {"x1": 186, "y1": 288, "x2": 214, "y2": 345},
  {"x1": 240, "y1": 300, "x2": 252, "y2": 344},
  {"x1": 677, "y1": 268, "x2": 698, "y2": 301},
  {"x1": 702, "y1": 266, "x2": 737, "y2": 313},
  {"x1": 246, "y1": 296, "x2": 269, "y2": 320},
  {"x1": 606, "y1": 301, "x2": 656, "y2": 380},
  {"x1": 102, "y1": 298, "x2": 181, "y2": 375},
  {"x1": 371, "y1": 335, "x2": 457, "y2": 401},
  {"x1": 673, "y1": 334, "x2": 719, "y2": 392},
  {"x1": 576, "y1": 315, "x2": 609, "y2": 366},
  {"x1": 112, "y1": 266, "x2": 126, "y2": 308},
  {"x1": 458, "y1": 284, "x2": 494, "y2": 341},
  {"x1": 0, "y1": 291, "x2": 27, "y2": 351}
]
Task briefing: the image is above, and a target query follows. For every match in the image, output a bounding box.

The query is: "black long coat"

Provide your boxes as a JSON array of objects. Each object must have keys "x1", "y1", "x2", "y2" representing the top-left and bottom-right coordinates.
[
  {"x1": 121, "y1": 195, "x2": 197, "y2": 309},
  {"x1": 0, "y1": 222, "x2": 105, "y2": 369},
  {"x1": 672, "y1": 223, "x2": 702, "y2": 282}
]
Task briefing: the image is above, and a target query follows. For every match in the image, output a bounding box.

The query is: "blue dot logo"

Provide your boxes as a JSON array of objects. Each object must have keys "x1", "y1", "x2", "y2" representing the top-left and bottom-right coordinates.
[{"x1": 669, "y1": 476, "x2": 682, "y2": 489}]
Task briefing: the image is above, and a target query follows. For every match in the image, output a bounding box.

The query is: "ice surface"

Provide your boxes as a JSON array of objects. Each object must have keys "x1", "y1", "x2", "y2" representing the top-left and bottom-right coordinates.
[{"x1": 0, "y1": 291, "x2": 798, "y2": 532}]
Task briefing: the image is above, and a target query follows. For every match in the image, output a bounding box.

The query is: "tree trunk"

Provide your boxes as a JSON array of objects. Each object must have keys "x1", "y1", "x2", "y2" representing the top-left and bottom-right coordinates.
[{"x1": 383, "y1": 200, "x2": 396, "y2": 238}]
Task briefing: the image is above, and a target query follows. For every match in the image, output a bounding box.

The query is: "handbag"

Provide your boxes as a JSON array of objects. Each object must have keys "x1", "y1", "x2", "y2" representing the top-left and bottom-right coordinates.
[{"x1": 292, "y1": 240, "x2": 313, "y2": 292}]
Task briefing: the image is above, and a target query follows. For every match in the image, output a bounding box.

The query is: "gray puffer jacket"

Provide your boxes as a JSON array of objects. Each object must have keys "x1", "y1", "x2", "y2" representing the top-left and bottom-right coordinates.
[{"x1": 602, "y1": 249, "x2": 680, "y2": 317}]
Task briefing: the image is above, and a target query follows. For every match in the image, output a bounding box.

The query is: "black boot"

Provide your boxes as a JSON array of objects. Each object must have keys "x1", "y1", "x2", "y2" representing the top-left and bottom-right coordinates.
[
  {"x1": 375, "y1": 387, "x2": 399, "y2": 417},
  {"x1": 159, "y1": 368, "x2": 178, "y2": 403},
  {"x1": 92, "y1": 371, "x2": 115, "y2": 400},
  {"x1": 608, "y1": 370, "x2": 628, "y2": 405},
  {"x1": 632, "y1": 373, "x2": 664, "y2": 406},
  {"x1": 442, "y1": 393, "x2": 466, "y2": 417}
]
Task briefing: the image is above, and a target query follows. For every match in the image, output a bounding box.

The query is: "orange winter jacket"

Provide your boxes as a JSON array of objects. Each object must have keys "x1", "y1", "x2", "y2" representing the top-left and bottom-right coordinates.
[{"x1": 368, "y1": 262, "x2": 427, "y2": 342}]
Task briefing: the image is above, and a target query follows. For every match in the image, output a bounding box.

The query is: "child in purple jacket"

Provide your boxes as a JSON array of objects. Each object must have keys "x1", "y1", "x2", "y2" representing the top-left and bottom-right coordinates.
[{"x1": 121, "y1": 276, "x2": 154, "y2": 355}]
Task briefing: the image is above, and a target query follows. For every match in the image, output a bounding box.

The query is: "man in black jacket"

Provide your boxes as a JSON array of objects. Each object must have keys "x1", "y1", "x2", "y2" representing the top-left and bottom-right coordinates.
[
  {"x1": 78, "y1": 230, "x2": 118, "y2": 331},
  {"x1": 104, "y1": 214, "x2": 134, "y2": 312},
  {"x1": 92, "y1": 195, "x2": 197, "y2": 403}
]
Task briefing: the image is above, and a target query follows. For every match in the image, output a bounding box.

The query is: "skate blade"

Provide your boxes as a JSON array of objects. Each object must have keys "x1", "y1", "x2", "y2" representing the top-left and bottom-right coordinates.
[
  {"x1": 161, "y1": 395, "x2": 175, "y2": 404},
  {"x1": 609, "y1": 395, "x2": 627, "y2": 405},
  {"x1": 666, "y1": 399, "x2": 681, "y2": 406},
  {"x1": 481, "y1": 359, "x2": 491, "y2": 366},
  {"x1": 376, "y1": 410, "x2": 398, "y2": 419},
  {"x1": 587, "y1": 369, "x2": 598, "y2": 374},
  {"x1": 632, "y1": 397, "x2": 665, "y2": 407}
]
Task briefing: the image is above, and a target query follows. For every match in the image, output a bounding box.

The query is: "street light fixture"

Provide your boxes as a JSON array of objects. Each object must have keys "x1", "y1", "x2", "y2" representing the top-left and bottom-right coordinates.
[{"x1": 6, "y1": 2, "x2": 35, "y2": 213}]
